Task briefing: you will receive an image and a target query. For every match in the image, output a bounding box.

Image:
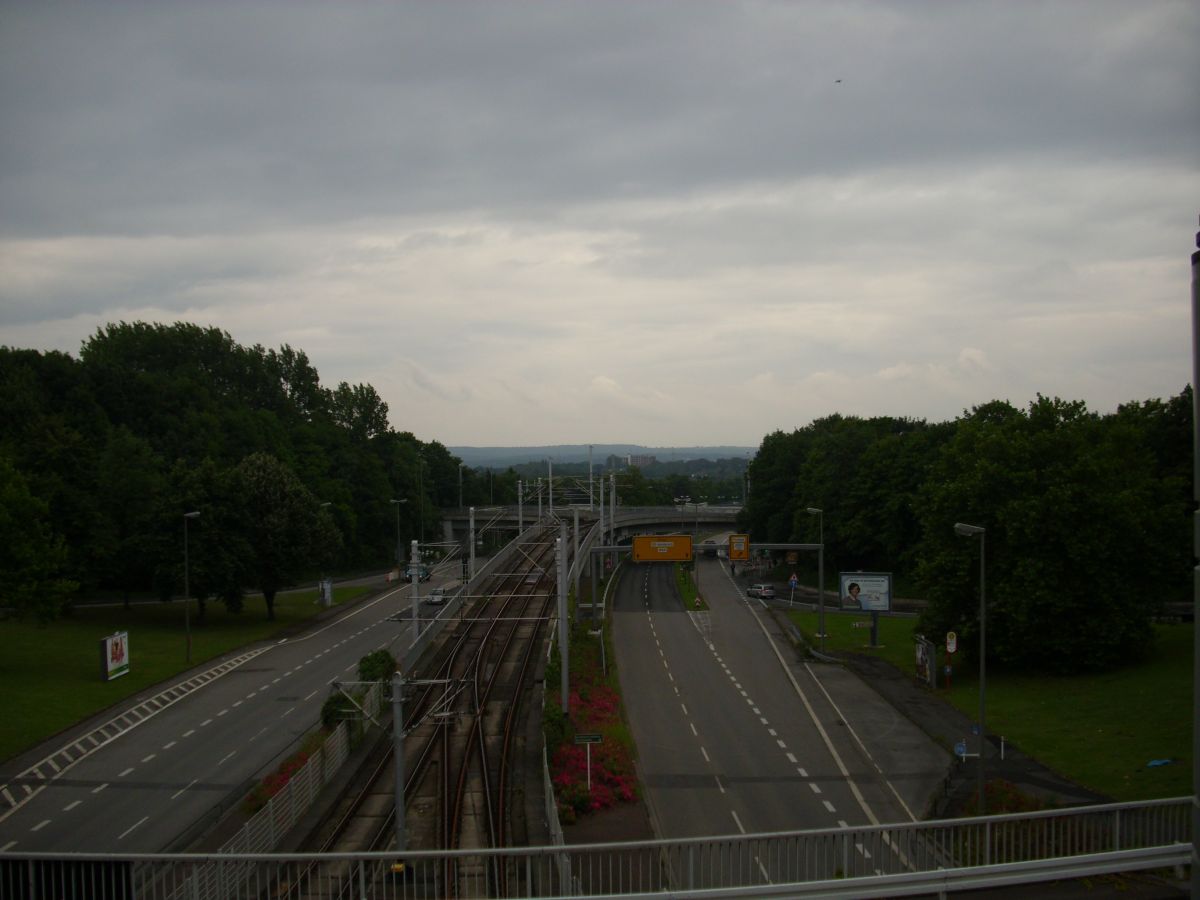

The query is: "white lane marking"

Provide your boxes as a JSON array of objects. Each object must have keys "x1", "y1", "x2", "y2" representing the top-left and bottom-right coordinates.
[
  {"x1": 63, "y1": 800, "x2": 81, "y2": 812},
  {"x1": 839, "y1": 819, "x2": 849, "y2": 828},
  {"x1": 216, "y1": 709, "x2": 228, "y2": 717},
  {"x1": 92, "y1": 783, "x2": 108, "y2": 794},
  {"x1": 183, "y1": 729, "x2": 195, "y2": 737},
  {"x1": 31, "y1": 820, "x2": 50, "y2": 832},
  {"x1": 118, "y1": 767, "x2": 133, "y2": 777},
  {"x1": 172, "y1": 779, "x2": 197, "y2": 800},
  {"x1": 716, "y1": 777, "x2": 726, "y2": 794},
  {"x1": 282, "y1": 707, "x2": 295, "y2": 718},
  {"x1": 304, "y1": 689, "x2": 319, "y2": 701},
  {"x1": 810, "y1": 783, "x2": 822, "y2": 795},
  {"x1": 140, "y1": 754, "x2": 155, "y2": 763},
  {"x1": 118, "y1": 816, "x2": 148, "y2": 840},
  {"x1": 798, "y1": 768, "x2": 808, "y2": 777},
  {"x1": 786, "y1": 752, "x2": 798, "y2": 764},
  {"x1": 690, "y1": 723, "x2": 698, "y2": 736},
  {"x1": 0, "y1": 840, "x2": 15, "y2": 852},
  {"x1": 741, "y1": 595, "x2": 883, "y2": 828},
  {"x1": 823, "y1": 800, "x2": 836, "y2": 813},
  {"x1": 232, "y1": 701, "x2": 243, "y2": 708},
  {"x1": 681, "y1": 703, "x2": 689, "y2": 716},
  {"x1": 802, "y1": 660, "x2": 919, "y2": 823},
  {"x1": 162, "y1": 741, "x2": 176, "y2": 750},
  {"x1": 730, "y1": 810, "x2": 746, "y2": 834},
  {"x1": 248, "y1": 726, "x2": 269, "y2": 742},
  {"x1": 219, "y1": 751, "x2": 236, "y2": 765},
  {"x1": 756, "y1": 857, "x2": 772, "y2": 881},
  {"x1": 768, "y1": 728, "x2": 777, "y2": 737},
  {"x1": 701, "y1": 746, "x2": 710, "y2": 762},
  {"x1": 200, "y1": 719, "x2": 213, "y2": 727},
  {"x1": 776, "y1": 739, "x2": 787, "y2": 750}
]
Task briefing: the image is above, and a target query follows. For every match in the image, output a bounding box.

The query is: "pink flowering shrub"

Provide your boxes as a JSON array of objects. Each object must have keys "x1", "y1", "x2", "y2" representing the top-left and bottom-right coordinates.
[{"x1": 547, "y1": 636, "x2": 639, "y2": 821}]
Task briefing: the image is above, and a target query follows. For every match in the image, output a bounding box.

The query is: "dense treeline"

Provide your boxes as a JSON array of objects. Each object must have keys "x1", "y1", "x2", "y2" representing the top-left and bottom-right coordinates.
[
  {"x1": 740, "y1": 393, "x2": 1192, "y2": 673},
  {"x1": 0, "y1": 322, "x2": 522, "y2": 621}
]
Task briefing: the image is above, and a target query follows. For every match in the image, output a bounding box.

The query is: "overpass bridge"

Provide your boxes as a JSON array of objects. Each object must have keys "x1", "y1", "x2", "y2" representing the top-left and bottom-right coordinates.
[{"x1": 438, "y1": 504, "x2": 742, "y2": 547}]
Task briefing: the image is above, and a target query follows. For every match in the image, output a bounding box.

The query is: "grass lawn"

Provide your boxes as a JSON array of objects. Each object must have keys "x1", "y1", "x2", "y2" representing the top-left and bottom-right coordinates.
[
  {"x1": 788, "y1": 609, "x2": 1192, "y2": 802},
  {"x1": 0, "y1": 585, "x2": 372, "y2": 764}
]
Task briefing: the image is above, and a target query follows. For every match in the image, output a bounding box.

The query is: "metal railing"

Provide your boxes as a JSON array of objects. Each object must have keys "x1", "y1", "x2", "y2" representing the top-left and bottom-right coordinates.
[{"x1": 1, "y1": 797, "x2": 1187, "y2": 899}]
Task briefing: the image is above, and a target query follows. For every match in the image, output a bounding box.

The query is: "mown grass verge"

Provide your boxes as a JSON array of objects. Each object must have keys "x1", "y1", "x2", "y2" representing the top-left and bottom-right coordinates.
[
  {"x1": 0, "y1": 585, "x2": 372, "y2": 763},
  {"x1": 788, "y1": 609, "x2": 1192, "y2": 802}
]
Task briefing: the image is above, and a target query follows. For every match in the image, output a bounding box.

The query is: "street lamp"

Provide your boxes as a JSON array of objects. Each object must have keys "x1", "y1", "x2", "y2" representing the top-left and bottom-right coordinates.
[
  {"x1": 183, "y1": 511, "x2": 200, "y2": 664},
  {"x1": 391, "y1": 499, "x2": 408, "y2": 567},
  {"x1": 806, "y1": 508, "x2": 825, "y2": 653},
  {"x1": 954, "y1": 521, "x2": 987, "y2": 815}
]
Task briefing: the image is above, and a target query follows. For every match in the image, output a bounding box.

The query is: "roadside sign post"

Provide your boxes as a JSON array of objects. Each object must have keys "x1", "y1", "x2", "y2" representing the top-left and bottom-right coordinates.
[
  {"x1": 788, "y1": 573, "x2": 798, "y2": 606},
  {"x1": 945, "y1": 631, "x2": 957, "y2": 689},
  {"x1": 574, "y1": 733, "x2": 603, "y2": 792}
]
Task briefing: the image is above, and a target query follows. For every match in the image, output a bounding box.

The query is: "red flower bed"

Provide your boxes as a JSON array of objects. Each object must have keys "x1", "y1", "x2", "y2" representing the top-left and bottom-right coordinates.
[{"x1": 548, "y1": 682, "x2": 638, "y2": 822}]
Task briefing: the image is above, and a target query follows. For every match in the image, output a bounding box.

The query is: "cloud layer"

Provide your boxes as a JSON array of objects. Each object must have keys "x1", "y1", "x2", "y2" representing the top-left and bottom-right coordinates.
[{"x1": 2, "y1": 1, "x2": 1197, "y2": 444}]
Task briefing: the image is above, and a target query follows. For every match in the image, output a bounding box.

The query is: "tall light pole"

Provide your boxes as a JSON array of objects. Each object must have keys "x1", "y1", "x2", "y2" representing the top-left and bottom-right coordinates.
[
  {"x1": 391, "y1": 499, "x2": 408, "y2": 567},
  {"x1": 807, "y1": 507, "x2": 825, "y2": 653},
  {"x1": 955, "y1": 521, "x2": 987, "y2": 815},
  {"x1": 183, "y1": 511, "x2": 200, "y2": 663}
]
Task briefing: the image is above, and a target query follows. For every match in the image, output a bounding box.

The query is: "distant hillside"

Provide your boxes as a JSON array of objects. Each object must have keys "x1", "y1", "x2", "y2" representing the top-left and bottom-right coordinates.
[{"x1": 449, "y1": 444, "x2": 755, "y2": 469}]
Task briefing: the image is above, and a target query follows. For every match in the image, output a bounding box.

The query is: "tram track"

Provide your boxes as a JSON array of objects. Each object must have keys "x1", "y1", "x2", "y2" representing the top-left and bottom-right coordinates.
[{"x1": 291, "y1": 524, "x2": 568, "y2": 898}]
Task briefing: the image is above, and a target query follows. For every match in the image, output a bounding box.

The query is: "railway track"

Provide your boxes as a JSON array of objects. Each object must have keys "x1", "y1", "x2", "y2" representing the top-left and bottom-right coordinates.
[{"x1": 290, "y1": 524, "x2": 566, "y2": 898}]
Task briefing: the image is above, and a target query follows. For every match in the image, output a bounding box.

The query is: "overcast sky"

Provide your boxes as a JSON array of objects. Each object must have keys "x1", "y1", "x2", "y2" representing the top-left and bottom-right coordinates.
[{"x1": 2, "y1": 2, "x2": 1197, "y2": 447}]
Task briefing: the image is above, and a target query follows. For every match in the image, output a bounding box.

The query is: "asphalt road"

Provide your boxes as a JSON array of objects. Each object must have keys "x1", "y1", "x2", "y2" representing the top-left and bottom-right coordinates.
[
  {"x1": 613, "y1": 556, "x2": 950, "y2": 884},
  {"x1": 0, "y1": 576, "x2": 442, "y2": 854}
]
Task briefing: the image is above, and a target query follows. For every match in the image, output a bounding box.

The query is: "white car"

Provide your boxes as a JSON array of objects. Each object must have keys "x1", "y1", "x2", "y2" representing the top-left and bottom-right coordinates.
[{"x1": 747, "y1": 583, "x2": 776, "y2": 599}]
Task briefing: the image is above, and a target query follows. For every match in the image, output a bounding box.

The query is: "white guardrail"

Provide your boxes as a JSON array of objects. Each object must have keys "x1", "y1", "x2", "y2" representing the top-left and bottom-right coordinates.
[{"x1": 0, "y1": 797, "x2": 1188, "y2": 898}]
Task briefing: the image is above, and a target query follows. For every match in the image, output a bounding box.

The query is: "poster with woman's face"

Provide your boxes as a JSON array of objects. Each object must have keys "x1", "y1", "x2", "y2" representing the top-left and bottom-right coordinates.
[{"x1": 838, "y1": 573, "x2": 892, "y2": 612}]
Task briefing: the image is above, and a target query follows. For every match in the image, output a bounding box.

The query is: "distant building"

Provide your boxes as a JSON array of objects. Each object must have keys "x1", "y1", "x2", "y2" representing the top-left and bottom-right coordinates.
[{"x1": 627, "y1": 454, "x2": 657, "y2": 469}]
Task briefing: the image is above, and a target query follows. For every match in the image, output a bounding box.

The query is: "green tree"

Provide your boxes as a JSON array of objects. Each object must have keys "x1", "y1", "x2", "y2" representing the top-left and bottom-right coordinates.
[
  {"x1": 915, "y1": 396, "x2": 1157, "y2": 673},
  {"x1": 0, "y1": 456, "x2": 78, "y2": 621},
  {"x1": 229, "y1": 453, "x2": 342, "y2": 620}
]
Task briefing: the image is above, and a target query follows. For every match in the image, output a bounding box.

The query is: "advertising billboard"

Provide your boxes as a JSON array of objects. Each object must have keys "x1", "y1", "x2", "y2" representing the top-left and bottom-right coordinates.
[
  {"x1": 838, "y1": 572, "x2": 892, "y2": 612},
  {"x1": 101, "y1": 631, "x2": 130, "y2": 681},
  {"x1": 632, "y1": 534, "x2": 693, "y2": 562}
]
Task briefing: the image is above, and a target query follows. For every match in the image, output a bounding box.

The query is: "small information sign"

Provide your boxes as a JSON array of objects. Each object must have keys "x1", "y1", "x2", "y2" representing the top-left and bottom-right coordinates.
[
  {"x1": 574, "y1": 733, "x2": 603, "y2": 744},
  {"x1": 946, "y1": 631, "x2": 958, "y2": 654}
]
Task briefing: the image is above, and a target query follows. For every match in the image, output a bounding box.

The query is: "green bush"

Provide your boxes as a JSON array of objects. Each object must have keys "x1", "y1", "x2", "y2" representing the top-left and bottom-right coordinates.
[{"x1": 358, "y1": 649, "x2": 396, "y2": 684}]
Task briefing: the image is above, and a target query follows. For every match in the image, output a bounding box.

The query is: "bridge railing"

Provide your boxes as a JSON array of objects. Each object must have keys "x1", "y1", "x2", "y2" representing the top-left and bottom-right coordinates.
[{"x1": 2, "y1": 797, "x2": 1187, "y2": 899}]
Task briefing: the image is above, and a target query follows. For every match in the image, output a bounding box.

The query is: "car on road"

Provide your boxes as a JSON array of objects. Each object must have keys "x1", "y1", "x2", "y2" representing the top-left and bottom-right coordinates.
[
  {"x1": 406, "y1": 564, "x2": 432, "y2": 583},
  {"x1": 747, "y1": 583, "x2": 776, "y2": 599},
  {"x1": 427, "y1": 581, "x2": 460, "y2": 604}
]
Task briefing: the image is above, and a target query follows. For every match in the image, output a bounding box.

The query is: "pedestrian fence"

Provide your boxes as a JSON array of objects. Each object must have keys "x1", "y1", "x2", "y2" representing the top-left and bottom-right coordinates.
[{"x1": 1, "y1": 796, "x2": 1188, "y2": 899}]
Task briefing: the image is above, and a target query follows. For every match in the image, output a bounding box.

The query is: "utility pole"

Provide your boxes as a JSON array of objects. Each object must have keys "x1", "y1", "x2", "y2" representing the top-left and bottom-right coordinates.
[
  {"x1": 557, "y1": 532, "x2": 569, "y2": 713},
  {"x1": 392, "y1": 672, "x2": 406, "y2": 856},
  {"x1": 410, "y1": 539, "x2": 420, "y2": 646}
]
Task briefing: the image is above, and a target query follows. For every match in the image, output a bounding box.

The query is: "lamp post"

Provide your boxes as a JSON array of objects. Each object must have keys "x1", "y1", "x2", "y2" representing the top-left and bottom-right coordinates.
[
  {"x1": 954, "y1": 521, "x2": 987, "y2": 815},
  {"x1": 807, "y1": 507, "x2": 825, "y2": 653},
  {"x1": 391, "y1": 499, "x2": 408, "y2": 567},
  {"x1": 183, "y1": 511, "x2": 200, "y2": 663}
]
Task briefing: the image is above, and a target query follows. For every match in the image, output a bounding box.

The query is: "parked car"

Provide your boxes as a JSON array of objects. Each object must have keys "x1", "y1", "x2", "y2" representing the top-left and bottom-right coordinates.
[{"x1": 747, "y1": 583, "x2": 776, "y2": 599}]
